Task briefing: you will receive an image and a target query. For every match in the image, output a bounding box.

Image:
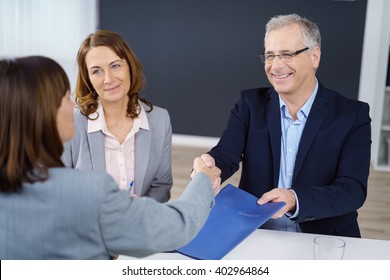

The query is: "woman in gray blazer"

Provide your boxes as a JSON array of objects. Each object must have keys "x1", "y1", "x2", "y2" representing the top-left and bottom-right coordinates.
[
  {"x1": 0, "y1": 56, "x2": 219, "y2": 260},
  {"x1": 62, "y1": 30, "x2": 172, "y2": 202}
]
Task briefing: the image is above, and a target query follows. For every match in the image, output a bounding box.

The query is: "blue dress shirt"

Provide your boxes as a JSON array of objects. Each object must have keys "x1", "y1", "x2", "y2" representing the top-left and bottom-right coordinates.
[{"x1": 262, "y1": 81, "x2": 318, "y2": 232}]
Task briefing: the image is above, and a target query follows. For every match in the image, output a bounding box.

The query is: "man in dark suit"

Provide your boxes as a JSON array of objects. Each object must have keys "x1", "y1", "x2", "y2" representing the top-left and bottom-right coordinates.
[{"x1": 202, "y1": 14, "x2": 371, "y2": 237}]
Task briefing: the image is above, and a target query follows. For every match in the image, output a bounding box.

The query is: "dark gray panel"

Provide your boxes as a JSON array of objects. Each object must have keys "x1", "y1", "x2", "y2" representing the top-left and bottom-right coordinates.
[{"x1": 99, "y1": 0, "x2": 367, "y2": 137}]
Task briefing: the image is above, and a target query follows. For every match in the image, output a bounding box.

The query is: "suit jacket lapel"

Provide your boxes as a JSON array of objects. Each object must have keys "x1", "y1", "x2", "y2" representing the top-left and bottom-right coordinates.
[
  {"x1": 266, "y1": 89, "x2": 282, "y2": 186},
  {"x1": 86, "y1": 130, "x2": 106, "y2": 172},
  {"x1": 134, "y1": 128, "x2": 151, "y2": 196},
  {"x1": 293, "y1": 87, "x2": 328, "y2": 180}
]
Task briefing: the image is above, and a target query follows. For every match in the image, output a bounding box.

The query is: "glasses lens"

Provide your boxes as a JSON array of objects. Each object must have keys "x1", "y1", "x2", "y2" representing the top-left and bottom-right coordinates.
[{"x1": 280, "y1": 53, "x2": 294, "y2": 62}]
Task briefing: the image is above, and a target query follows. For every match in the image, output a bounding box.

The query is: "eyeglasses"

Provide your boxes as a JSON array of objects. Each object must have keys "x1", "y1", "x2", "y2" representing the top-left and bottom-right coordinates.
[{"x1": 260, "y1": 47, "x2": 309, "y2": 64}]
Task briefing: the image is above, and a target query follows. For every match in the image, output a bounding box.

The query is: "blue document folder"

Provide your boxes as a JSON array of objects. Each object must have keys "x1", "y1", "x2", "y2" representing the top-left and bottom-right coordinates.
[{"x1": 176, "y1": 184, "x2": 285, "y2": 260}]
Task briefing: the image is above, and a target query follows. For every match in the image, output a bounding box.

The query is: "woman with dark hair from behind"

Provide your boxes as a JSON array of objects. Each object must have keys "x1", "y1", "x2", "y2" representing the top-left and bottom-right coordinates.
[{"x1": 0, "y1": 56, "x2": 220, "y2": 259}]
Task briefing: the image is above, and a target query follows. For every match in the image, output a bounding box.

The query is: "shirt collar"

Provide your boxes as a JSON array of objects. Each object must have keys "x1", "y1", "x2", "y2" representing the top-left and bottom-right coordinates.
[
  {"x1": 87, "y1": 100, "x2": 150, "y2": 134},
  {"x1": 137, "y1": 102, "x2": 150, "y2": 131},
  {"x1": 279, "y1": 79, "x2": 319, "y2": 119}
]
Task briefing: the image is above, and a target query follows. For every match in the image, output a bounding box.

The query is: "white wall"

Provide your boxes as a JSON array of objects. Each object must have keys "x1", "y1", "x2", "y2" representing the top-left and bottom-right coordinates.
[
  {"x1": 0, "y1": 0, "x2": 98, "y2": 92},
  {"x1": 358, "y1": 0, "x2": 390, "y2": 166}
]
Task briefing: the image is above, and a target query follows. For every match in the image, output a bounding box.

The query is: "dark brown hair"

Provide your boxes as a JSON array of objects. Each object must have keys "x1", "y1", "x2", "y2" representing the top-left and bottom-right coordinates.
[
  {"x1": 75, "y1": 30, "x2": 152, "y2": 119},
  {"x1": 0, "y1": 56, "x2": 70, "y2": 192}
]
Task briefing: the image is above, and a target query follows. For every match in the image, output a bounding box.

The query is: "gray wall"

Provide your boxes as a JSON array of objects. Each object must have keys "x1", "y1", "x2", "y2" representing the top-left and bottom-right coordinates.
[{"x1": 100, "y1": 0, "x2": 367, "y2": 137}]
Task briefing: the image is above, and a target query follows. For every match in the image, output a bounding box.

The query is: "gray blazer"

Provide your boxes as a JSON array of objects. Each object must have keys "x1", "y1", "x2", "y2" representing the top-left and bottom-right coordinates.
[
  {"x1": 0, "y1": 169, "x2": 214, "y2": 259},
  {"x1": 62, "y1": 103, "x2": 172, "y2": 202}
]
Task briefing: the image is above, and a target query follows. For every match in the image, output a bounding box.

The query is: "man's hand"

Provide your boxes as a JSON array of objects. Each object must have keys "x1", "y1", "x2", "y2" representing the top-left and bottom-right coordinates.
[
  {"x1": 257, "y1": 188, "x2": 297, "y2": 218},
  {"x1": 192, "y1": 155, "x2": 221, "y2": 195},
  {"x1": 199, "y1": 153, "x2": 216, "y2": 167},
  {"x1": 190, "y1": 154, "x2": 216, "y2": 178}
]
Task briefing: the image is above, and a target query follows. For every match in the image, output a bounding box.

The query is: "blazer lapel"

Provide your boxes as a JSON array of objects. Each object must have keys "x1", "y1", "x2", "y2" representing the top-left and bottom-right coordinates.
[
  {"x1": 266, "y1": 89, "x2": 282, "y2": 186},
  {"x1": 134, "y1": 128, "x2": 151, "y2": 196},
  {"x1": 293, "y1": 87, "x2": 328, "y2": 180},
  {"x1": 86, "y1": 130, "x2": 106, "y2": 172}
]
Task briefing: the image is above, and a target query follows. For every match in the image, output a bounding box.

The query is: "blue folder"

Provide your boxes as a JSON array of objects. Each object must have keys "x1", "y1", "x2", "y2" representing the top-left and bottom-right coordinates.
[{"x1": 176, "y1": 184, "x2": 285, "y2": 260}]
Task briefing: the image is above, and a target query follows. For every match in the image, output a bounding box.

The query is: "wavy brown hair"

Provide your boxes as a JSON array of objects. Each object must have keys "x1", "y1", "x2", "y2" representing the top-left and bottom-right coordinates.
[
  {"x1": 0, "y1": 56, "x2": 70, "y2": 192},
  {"x1": 75, "y1": 30, "x2": 153, "y2": 119}
]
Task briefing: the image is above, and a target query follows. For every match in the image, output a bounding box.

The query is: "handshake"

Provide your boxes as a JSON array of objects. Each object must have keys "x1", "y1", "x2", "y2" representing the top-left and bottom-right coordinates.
[{"x1": 191, "y1": 154, "x2": 221, "y2": 195}]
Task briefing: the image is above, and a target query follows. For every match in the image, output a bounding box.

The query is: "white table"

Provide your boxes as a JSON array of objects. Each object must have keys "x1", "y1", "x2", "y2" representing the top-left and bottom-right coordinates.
[{"x1": 120, "y1": 229, "x2": 390, "y2": 260}]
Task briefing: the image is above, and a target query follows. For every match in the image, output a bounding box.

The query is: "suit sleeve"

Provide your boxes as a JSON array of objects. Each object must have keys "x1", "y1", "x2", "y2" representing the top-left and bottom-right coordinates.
[
  {"x1": 209, "y1": 92, "x2": 249, "y2": 182},
  {"x1": 99, "y1": 172, "x2": 214, "y2": 258},
  {"x1": 295, "y1": 102, "x2": 371, "y2": 223},
  {"x1": 143, "y1": 109, "x2": 173, "y2": 202}
]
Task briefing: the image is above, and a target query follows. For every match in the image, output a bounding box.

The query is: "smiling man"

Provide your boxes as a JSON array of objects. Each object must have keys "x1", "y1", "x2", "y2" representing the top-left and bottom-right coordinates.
[{"x1": 201, "y1": 14, "x2": 371, "y2": 237}]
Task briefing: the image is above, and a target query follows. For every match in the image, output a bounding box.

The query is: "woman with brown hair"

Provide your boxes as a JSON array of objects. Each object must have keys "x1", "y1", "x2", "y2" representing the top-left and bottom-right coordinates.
[
  {"x1": 62, "y1": 30, "x2": 172, "y2": 202},
  {"x1": 0, "y1": 56, "x2": 219, "y2": 259}
]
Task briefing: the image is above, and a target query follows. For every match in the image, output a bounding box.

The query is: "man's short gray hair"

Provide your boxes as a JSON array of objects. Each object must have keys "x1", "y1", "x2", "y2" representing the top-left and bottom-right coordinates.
[{"x1": 264, "y1": 14, "x2": 321, "y2": 49}]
